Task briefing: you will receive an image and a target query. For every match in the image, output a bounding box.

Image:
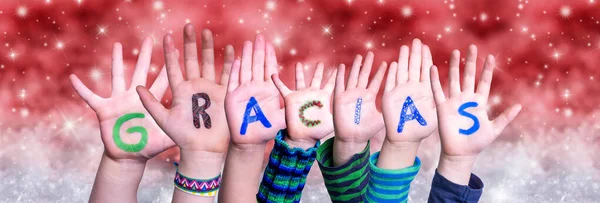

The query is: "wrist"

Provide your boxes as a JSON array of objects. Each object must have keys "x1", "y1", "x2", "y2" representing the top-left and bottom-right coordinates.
[
  {"x1": 177, "y1": 150, "x2": 224, "y2": 179},
  {"x1": 96, "y1": 152, "x2": 147, "y2": 186},
  {"x1": 437, "y1": 154, "x2": 476, "y2": 185},
  {"x1": 376, "y1": 139, "x2": 420, "y2": 169},
  {"x1": 332, "y1": 138, "x2": 368, "y2": 166},
  {"x1": 283, "y1": 136, "x2": 317, "y2": 150}
]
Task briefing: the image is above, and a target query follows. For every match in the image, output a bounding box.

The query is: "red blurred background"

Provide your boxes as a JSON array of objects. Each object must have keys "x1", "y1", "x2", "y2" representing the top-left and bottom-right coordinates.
[{"x1": 1, "y1": 0, "x2": 599, "y2": 202}]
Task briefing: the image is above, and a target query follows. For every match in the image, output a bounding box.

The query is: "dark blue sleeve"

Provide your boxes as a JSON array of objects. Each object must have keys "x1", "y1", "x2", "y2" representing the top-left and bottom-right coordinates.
[{"x1": 427, "y1": 170, "x2": 484, "y2": 203}]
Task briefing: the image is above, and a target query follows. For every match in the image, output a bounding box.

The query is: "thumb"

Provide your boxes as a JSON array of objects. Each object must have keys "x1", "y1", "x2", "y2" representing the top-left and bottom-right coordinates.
[
  {"x1": 492, "y1": 104, "x2": 522, "y2": 137},
  {"x1": 136, "y1": 85, "x2": 169, "y2": 127},
  {"x1": 271, "y1": 74, "x2": 291, "y2": 97}
]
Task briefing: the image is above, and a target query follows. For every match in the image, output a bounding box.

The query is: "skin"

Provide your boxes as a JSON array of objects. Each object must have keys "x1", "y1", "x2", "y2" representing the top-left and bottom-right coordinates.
[
  {"x1": 378, "y1": 39, "x2": 438, "y2": 169},
  {"x1": 332, "y1": 52, "x2": 387, "y2": 166},
  {"x1": 219, "y1": 35, "x2": 285, "y2": 203},
  {"x1": 70, "y1": 37, "x2": 175, "y2": 203},
  {"x1": 430, "y1": 45, "x2": 522, "y2": 185},
  {"x1": 272, "y1": 62, "x2": 338, "y2": 149},
  {"x1": 137, "y1": 24, "x2": 234, "y2": 202}
]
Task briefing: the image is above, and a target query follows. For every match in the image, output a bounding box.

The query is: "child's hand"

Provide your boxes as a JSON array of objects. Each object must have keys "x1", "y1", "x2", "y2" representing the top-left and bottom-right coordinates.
[
  {"x1": 69, "y1": 37, "x2": 175, "y2": 162},
  {"x1": 332, "y1": 52, "x2": 387, "y2": 165},
  {"x1": 225, "y1": 35, "x2": 285, "y2": 146},
  {"x1": 430, "y1": 45, "x2": 521, "y2": 184},
  {"x1": 272, "y1": 63, "x2": 337, "y2": 149},
  {"x1": 137, "y1": 25, "x2": 233, "y2": 155},
  {"x1": 333, "y1": 52, "x2": 387, "y2": 144},
  {"x1": 382, "y1": 39, "x2": 437, "y2": 143}
]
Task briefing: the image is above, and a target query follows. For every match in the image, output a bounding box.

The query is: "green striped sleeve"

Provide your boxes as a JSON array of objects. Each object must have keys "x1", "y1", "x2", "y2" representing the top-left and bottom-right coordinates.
[
  {"x1": 316, "y1": 137, "x2": 370, "y2": 203},
  {"x1": 365, "y1": 151, "x2": 421, "y2": 203}
]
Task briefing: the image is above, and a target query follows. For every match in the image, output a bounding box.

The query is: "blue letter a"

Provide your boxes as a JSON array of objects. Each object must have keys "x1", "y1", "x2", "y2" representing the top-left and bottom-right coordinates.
[
  {"x1": 240, "y1": 96, "x2": 272, "y2": 135},
  {"x1": 458, "y1": 102, "x2": 480, "y2": 136},
  {"x1": 397, "y1": 96, "x2": 428, "y2": 133}
]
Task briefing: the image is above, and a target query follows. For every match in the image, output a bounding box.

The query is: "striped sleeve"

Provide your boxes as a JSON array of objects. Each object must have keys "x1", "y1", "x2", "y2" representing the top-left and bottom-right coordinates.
[
  {"x1": 257, "y1": 130, "x2": 320, "y2": 203},
  {"x1": 317, "y1": 137, "x2": 370, "y2": 203},
  {"x1": 365, "y1": 152, "x2": 421, "y2": 203}
]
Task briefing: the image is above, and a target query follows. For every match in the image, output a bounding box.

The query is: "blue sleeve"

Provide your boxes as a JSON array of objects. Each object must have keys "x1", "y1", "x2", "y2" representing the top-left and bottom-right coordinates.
[
  {"x1": 427, "y1": 170, "x2": 484, "y2": 203},
  {"x1": 365, "y1": 152, "x2": 421, "y2": 203}
]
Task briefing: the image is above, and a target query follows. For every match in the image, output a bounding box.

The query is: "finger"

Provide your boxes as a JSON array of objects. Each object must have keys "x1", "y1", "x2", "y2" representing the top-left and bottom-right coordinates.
[
  {"x1": 334, "y1": 64, "x2": 346, "y2": 98},
  {"x1": 367, "y1": 61, "x2": 387, "y2": 92},
  {"x1": 130, "y1": 37, "x2": 154, "y2": 87},
  {"x1": 430, "y1": 66, "x2": 446, "y2": 105},
  {"x1": 149, "y1": 66, "x2": 169, "y2": 101},
  {"x1": 111, "y1": 42, "x2": 126, "y2": 96},
  {"x1": 323, "y1": 68, "x2": 337, "y2": 93},
  {"x1": 421, "y1": 45, "x2": 433, "y2": 82},
  {"x1": 69, "y1": 74, "x2": 102, "y2": 107},
  {"x1": 357, "y1": 51, "x2": 374, "y2": 89},
  {"x1": 252, "y1": 35, "x2": 265, "y2": 81},
  {"x1": 384, "y1": 62, "x2": 398, "y2": 92},
  {"x1": 397, "y1": 45, "x2": 409, "y2": 84},
  {"x1": 311, "y1": 62, "x2": 325, "y2": 89},
  {"x1": 201, "y1": 29, "x2": 216, "y2": 81},
  {"x1": 183, "y1": 24, "x2": 200, "y2": 80},
  {"x1": 408, "y1": 39, "x2": 423, "y2": 82},
  {"x1": 265, "y1": 43, "x2": 278, "y2": 81},
  {"x1": 346, "y1": 54, "x2": 363, "y2": 89},
  {"x1": 240, "y1": 41, "x2": 253, "y2": 83},
  {"x1": 295, "y1": 62, "x2": 306, "y2": 90},
  {"x1": 227, "y1": 59, "x2": 241, "y2": 92},
  {"x1": 462, "y1": 45, "x2": 478, "y2": 93},
  {"x1": 220, "y1": 45, "x2": 235, "y2": 86},
  {"x1": 476, "y1": 55, "x2": 496, "y2": 99},
  {"x1": 272, "y1": 74, "x2": 292, "y2": 97},
  {"x1": 449, "y1": 50, "x2": 461, "y2": 97},
  {"x1": 136, "y1": 86, "x2": 169, "y2": 127},
  {"x1": 164, "y1": 35, "x2": 184, "y2": 89},
  {"x1": 492, "y1": 104, "x2": 522, "y2": 137}
]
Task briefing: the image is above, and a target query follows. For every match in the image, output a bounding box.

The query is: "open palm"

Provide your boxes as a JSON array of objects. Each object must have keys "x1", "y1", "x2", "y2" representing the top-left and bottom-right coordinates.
[
  {"x1": 431, "y1": 45, "x2": 522, "y2": 157},
  {"x1": 382, "y1": 39, "x2": 437, "y2": 143},
  {"x1": 225, "y1": 35, "x2": 285, "y2": 145},
  {"x1": 69, "y1": 37, "x2": 175, "y2": 161},
  {"x1": 272, "y1": 62, "x2": 337, "y2": 143},
  {"x1": 333, "y1": 52, "x2": 387, "y2": 143},
  {"x1": 138, "y1": 25, "x2": 234, "y2": 153}
]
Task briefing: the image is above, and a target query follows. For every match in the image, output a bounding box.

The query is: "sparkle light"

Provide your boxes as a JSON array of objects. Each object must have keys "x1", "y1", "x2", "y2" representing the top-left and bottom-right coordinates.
[
  {"x1": 56, "y1": 41, "x2": 65, "y2": 49},
  {"x1": 365, "y1": 41, "x2": 373, "y2": 49},
  {"x1": 401, "y1": 6, "x2": 413, "y2": 18},
  {"x1": 16, "y1": 6, "x2": 28, "y2": 18},
  {"x1": 97, "y1": 25, "x2": 108, "y2": 36},
  {"x1": 560, "y1": 5, "x2": 571, "y2": 18},
  {"x1": 552, "y1": 49, "x2": 562, "y2": 61},
  {"x1": 322, "y1": 25, "x2": 332, "y2": 35},
  {"x1": 274, "y1": 37, "x2": 282, "y2": 45},
  {"x1": 8, "y1": 50, "x2": 18, "y2": 61},
  {"x1": 480, "y1": 12, "x2": 488, "y2": 21},
  {"x1": 153, "y1": 1, "x2": 164, "y2": 10},
  {"x1": 89, "y1": 67, "x2": 104, "y2": 81},
  {"x1": 266, "y1": 1, "x2": 276, "y2": 10},
  {"x1": 18, "y1": 89, "x2": 27, "y2": 100}
]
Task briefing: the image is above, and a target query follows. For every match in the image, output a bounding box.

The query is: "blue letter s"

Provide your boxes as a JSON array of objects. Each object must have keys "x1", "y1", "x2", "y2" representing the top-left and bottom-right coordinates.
[{"x1": 458, "y1": 102, "x2": 480, "y2": 136}]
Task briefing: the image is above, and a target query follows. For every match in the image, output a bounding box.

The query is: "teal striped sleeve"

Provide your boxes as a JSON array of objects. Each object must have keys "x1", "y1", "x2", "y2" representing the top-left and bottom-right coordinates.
[
  {"x1": 257, "y1": 130, "x2": 319, "y2": 203},
  {"x1": 366, "y1": 151, "x2": 421, "y2": 203},
  {"x1": 316, "y1": 137, "x2": 370, "y2": 203}
]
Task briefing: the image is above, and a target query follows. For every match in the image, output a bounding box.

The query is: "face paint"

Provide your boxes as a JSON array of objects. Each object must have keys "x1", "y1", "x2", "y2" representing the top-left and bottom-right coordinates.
[
  {"x1": 458, "y1": 102, "x2": 480, "y2": 136},
  {"x1": 354, "y1": 97, "x2": 362, "y2": 124},
  {"x1": 240, "y1": 96, "x2": 272, "y2": 135},
  {"x1": 112, "y1": 113, "x2": 148, "y2": 152},
  {"x1": 299, "y1": 100, "x2": 324, "y2": 127},
  {"x1": 397, "y1": 96, "x2": 427, "y2": 133},
  {"x1": 192, "y1": 93, "x2": 211, "y2": 129}
]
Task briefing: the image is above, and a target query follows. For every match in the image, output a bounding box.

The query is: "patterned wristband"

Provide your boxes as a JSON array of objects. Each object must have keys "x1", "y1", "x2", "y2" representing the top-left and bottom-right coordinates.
[{"x1": 173, "y1": 162, "x2": 221, "y2": 196}]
